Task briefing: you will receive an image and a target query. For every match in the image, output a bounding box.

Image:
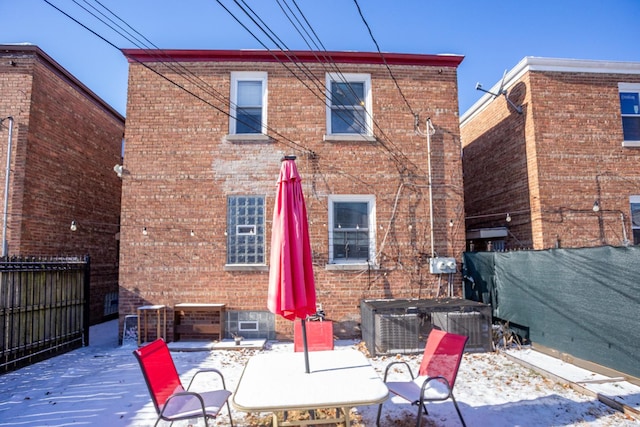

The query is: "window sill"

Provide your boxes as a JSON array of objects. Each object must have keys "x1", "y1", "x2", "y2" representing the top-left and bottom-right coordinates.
[
  {"x1": 224, "y1": 264, "x2": 269, "y2": 272},
  {"x1": 225, "y1": 134, "x2": 273, "y2": 143},
  {"x1": 622, "y1": 140, "x2": 640, "y2": 148},
  {"x1": 325, "y1": 263, "x2": 378, "y2": 271},
  {"x1": 323, "y1": 134, "x2": 376, "y2": 143}
]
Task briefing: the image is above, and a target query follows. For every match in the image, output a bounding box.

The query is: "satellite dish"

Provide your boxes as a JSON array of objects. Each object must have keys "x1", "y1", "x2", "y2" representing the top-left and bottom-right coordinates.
[{"x1": 475, "y1": 69, "x2": 523, "y2": 114}]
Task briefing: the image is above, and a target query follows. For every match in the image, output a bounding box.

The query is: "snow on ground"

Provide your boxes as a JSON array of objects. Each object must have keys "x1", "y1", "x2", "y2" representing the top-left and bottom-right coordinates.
[{"x1": 0, "y1": 320, "x2": 637, "y2": 426}]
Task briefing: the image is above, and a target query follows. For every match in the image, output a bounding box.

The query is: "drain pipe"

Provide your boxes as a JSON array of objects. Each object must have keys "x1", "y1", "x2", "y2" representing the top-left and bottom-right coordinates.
[
  {"x1": 2, "y1": 116, "x2": 14, "y2": 258},
  {"x1": 426, "y1": 118, "x2": 436, "y2": 257}
]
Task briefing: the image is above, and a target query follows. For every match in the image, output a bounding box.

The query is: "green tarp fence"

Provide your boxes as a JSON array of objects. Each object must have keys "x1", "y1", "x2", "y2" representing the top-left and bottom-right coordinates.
[{"x1": 463, "y1": 246, "x2": 640, "y2": 379}]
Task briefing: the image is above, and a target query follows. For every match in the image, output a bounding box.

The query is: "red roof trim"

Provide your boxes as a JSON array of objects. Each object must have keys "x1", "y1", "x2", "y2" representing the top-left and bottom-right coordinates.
[{"x1": 122, "y1": 49, "x2": 464, "y2": 68}]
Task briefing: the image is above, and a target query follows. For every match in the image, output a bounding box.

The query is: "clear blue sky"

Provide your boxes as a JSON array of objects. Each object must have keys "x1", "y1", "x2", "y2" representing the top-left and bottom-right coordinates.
[{"x1": 2, "y1": 0, "x2": 640, "y2": 117}]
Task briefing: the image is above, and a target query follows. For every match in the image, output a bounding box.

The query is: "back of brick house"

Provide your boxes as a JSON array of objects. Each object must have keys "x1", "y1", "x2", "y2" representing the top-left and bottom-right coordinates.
[
  {"x1": 0, "y1": 44, "x2": 124, "y2": 324},
  {"x1": 460, "y1": 57, "x2": 640, "y2": 251},
  {"x1": 119, "y1": 49, "x2": 466, "y2": 340}
]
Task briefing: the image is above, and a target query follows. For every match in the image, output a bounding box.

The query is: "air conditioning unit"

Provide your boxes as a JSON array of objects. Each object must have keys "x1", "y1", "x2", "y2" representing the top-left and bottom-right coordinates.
[
  {"x1": 432, "y1": 311, "x2": 492, "y2": 352},
  {"x1": 374, "y1": 313, "x2": 421, "y2": 355}
]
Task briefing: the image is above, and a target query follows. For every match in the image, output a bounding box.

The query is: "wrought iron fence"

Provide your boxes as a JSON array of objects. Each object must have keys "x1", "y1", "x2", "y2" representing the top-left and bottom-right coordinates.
[{"x1": 0, "y1": 255, "x2": 90, "y2": 373}]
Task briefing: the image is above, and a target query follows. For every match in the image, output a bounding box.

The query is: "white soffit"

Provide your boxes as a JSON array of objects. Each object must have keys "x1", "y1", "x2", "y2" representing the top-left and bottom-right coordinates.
[{"x1": 466, "y1": 227, "x2": 508, "y2": 240}]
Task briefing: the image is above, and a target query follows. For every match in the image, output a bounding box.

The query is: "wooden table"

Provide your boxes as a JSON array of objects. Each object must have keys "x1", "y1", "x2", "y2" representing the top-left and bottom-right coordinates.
[
  {"x1": 233, "y1": 349, "x2": 389, "y2": 426},
  {"x1": 137, "y1": 305, "x2": 166, "y2": 345},
  {"x1": 173, "y1": 303, "x2": 225, "y2": 341}
]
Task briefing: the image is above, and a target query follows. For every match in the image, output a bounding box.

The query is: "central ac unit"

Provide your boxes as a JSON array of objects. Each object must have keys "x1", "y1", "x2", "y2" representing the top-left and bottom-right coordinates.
[
  {"x1": 374, "y1": 313, "x2": 421, "y2": 355},
  {"x1": 432, "y1": 311, "x2": 491, "y2": 352}
]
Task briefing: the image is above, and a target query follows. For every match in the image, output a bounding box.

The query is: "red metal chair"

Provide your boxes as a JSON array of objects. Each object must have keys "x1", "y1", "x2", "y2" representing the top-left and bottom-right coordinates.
[
  {"x1": 294, "y1": 319, "x2": 334, "y2": 352},
  {"x1": 376, "y1": 328, "x2": 469, "y2": 427},
  {"x1": 133, "y1": 338, "x2": 233, "y2": 427}
]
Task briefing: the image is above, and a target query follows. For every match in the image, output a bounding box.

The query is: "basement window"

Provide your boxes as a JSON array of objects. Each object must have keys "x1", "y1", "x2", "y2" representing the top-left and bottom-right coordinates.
[{"x1": 630, "y1": 196, "x2": 640, "y2": 245}]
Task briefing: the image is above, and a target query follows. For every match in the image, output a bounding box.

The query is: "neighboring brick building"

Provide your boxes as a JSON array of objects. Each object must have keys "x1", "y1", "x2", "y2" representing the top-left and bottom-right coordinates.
[
  {"x1": 0, "y1": 44, "x2": 124, "y2": 324},
  {"x1": 460, "y1": 57, "x2": 640, "y2": 251},
  {"x1": 120, "y1": 49, "x2": 465, "y2": 340}
]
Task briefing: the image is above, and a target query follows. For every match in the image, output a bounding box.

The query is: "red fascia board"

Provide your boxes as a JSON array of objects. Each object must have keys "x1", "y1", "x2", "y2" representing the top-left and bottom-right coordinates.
[{"x1": 121, "y1": 49, "x2": 464, "y2": 68}]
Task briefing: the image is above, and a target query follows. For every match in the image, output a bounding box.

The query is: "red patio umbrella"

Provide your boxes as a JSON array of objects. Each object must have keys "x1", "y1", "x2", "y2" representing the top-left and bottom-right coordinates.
[{"x1": 267, "y1": 155, "x2": 317, "y2": 373}]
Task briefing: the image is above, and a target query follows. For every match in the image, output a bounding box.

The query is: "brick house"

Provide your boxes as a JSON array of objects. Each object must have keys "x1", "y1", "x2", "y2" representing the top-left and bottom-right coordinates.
[
  {"x1": 461, "y1": 57, "x2": 640, "y2": 251},
  {"x1": 119, "y1": 49, "x2": 465, "y2": 340},
  {"x1": 0, "y1": 44, "x2": 124, "y2": 324}
]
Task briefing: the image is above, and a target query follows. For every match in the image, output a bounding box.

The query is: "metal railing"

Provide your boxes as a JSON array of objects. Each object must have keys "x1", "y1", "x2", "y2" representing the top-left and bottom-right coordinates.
[{"x1": 0, "y1": 256, "x2": 90, "y2": 373}]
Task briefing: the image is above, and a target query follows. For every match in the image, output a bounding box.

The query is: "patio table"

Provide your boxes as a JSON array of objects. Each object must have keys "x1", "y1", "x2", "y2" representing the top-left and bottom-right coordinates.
[{"x1": 233, "y1": 349, "x2": 389, "y2": 426}]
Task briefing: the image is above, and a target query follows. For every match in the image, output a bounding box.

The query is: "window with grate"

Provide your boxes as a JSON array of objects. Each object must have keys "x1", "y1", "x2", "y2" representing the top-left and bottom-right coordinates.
[
  {"x1": 328, "y1": 195, "x2": 376, "y2": 264},
  {"x1": 227, "y1": 195, "x2": 266, "y2": 264}
]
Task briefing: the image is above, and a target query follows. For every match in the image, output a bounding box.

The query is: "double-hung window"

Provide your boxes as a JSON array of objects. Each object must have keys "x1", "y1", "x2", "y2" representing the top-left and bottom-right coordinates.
[
  {"x1": 226, "y1": 195, "x2": 266, "y2": 265},
  {"x1": 630, "y1": 196, "x2": 640, "y2": 245},
  {"x1": 230, "y1": 72, "x2": 267, "y2": 135},
  {"x1": 328, "y1": 195, "x2": 376, "y2": 265},
  {"x1": 325, "y1": 73, "x2": 373, "y2": 139},
  {"x1": 619, "y1": 83, "x2": 640, "y2": 147}
]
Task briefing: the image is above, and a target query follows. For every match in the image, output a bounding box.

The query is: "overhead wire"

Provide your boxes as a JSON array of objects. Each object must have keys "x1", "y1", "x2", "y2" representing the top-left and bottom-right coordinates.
[
  {"x1": 47, "y1": 0, "x2": 430, "y2": 178},
  {"x1": 85, "y1": 0, "x2": 311, "y2": 153},
  {"x1": 271, "y1": 0, "x2": 424, "y2": 173},
  {"x1": 219, "y1": 0, "x2": 376, "y2": 147},
  {"x1": 352, "y1": 0, "x2": 418, "y2": 121},
  {"x1": 47, "y1": 0, "x2": 313, "y2": 156},
  {"x1": 217, "y1": 0, "x2": 421, "y2": 173}
]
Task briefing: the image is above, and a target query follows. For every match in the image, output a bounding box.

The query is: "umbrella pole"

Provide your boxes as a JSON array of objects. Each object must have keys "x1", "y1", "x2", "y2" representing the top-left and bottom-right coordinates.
[{"x1": 301, "y1": 318, "x2": 310, "y2": 373}]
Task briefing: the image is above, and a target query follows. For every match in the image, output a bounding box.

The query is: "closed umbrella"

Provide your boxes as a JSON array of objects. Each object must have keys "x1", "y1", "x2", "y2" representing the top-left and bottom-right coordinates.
[{"x1": 267, "y1": 155, "x2": 317, "y2": 373}]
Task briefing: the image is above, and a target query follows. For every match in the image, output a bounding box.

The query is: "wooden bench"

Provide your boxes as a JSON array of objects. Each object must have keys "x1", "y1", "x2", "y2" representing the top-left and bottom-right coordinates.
[{"x1": 173, "y1": 303, "x2": 225, "y2": 341}]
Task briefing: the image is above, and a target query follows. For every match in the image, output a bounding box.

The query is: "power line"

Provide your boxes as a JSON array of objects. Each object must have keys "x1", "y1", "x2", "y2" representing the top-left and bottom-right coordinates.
[
  {"x1": 45, "y1": 0, "x2": 313, "y2": 156},
  {"x1": 352, "y1": 0, "x2": 418, "y2": 120},
  {"x1": 281, "y1": 0, "x2": 422, "y2": 172}
]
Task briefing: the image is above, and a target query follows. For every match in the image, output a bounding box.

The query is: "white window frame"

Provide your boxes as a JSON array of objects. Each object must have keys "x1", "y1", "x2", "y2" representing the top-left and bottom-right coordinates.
[
  {"x1": 230, "y1": 72, "x2": 268, "y2": 135},
  {"x1": 618, "y1": 83, "x2": 640, "y2": 147},
  {"x1": 325, "y1": 73, "x2": 373, "y2": 140},
  {"x1": 328, "y1": 195, "x2": 376, "y2": 266}
]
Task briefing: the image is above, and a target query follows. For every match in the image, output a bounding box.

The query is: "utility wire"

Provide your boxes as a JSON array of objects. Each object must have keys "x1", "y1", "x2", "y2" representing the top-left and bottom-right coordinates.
[
  {"x1": 45, "y1": 0, "x2": 313, "y2": 156},
  {"x1": 219, "y1": 0, "x2": 412, "y2": 169},
  {"x1": 352, "y1": 0, "x2": 418, "y2": 120},
  {"x1": 269, "y1": 0, "x2": 423, "y2": 173},
  {"x1": 81, "y1": 0, "x2": 285, "y2": 141}
]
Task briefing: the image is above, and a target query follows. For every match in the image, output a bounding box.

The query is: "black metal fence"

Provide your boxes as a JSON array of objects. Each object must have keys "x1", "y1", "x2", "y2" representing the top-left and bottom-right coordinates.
[{"x1": 0, "y1": 256, "x2": 90, "y2": 373}]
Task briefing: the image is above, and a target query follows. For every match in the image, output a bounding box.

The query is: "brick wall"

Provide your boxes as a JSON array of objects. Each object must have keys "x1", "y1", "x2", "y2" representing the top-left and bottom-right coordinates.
[
  {"x1": 120, "y1": 55, "x2": 465, "y2": 339},
  {"x1": 462, "y1": 64, "x2": 640, "y2": 250},
  {"x1": 0, "y1": 46, "x2": 124, "y2": 324}
]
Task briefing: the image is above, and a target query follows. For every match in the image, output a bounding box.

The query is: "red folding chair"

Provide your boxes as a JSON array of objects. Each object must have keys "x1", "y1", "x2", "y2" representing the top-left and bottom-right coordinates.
[
  {"x1": 376, "y1": 329, "x2": 469, "y2": 427},
  {"x1": 133, "y1": 338, "x2": 233, "y2": 427}
]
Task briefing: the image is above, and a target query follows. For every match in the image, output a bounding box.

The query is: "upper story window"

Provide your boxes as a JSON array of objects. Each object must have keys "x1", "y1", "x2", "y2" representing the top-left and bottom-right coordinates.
[
  {"x1": 619, "y1": 83, "x2": 640, "y2": 147},
  {"x1": 230, "y1": 72, "x2": 267, "y2": 135},
  {"x1": 630, "y1": 196, "x2": 640, "y2": 245},
  {"x1": 325, "y1": 73, "x2": 373, "y2": 141},
  {"x1": 226, "y1": 195, "x2": 266, "y2": 265},
  {"x1": 328, "y1": 195, "x2": 376, "y2": 267}
]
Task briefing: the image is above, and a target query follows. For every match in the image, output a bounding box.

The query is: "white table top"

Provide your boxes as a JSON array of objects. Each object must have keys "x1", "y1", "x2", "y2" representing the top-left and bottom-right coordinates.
[
  {"x1": 137, "y1": 305, "x2": 166, "y2": 310},
  {"x1": 174, "y1": 303, "x2": 225, "y2": 308},
  {"x1": 233, "y1": 349, "x2": 388, "y2": 412}
]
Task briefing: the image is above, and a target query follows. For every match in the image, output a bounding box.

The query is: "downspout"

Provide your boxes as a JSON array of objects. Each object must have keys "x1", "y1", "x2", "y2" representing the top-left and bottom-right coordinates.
[
  {"x1": 2, "y1": 116, "x2": 14, "y2": 257},
  {"x1": 426, "y1": 118, "x2": 436, "y2": 257}
]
